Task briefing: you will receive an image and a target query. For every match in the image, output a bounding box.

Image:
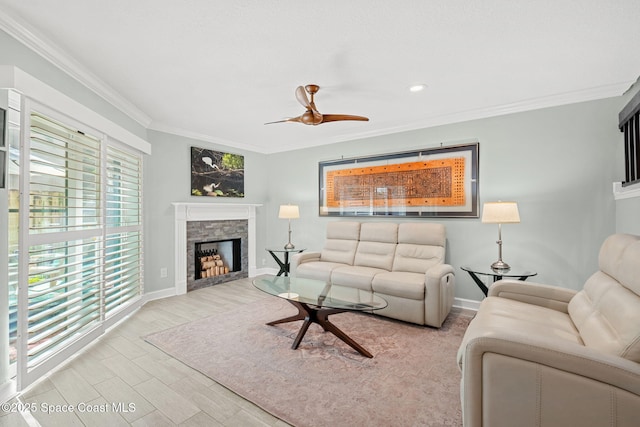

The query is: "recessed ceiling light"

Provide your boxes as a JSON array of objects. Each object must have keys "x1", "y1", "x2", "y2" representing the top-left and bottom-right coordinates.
[{"x1": 409, "y1": 84, "x2": 427, "y2": 93}]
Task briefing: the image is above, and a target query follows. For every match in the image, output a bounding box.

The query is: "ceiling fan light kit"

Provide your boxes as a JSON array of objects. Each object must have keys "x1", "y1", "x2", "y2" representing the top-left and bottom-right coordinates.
[{"x1": 266, "y1": 84, "x2": 369, "y2": 126}]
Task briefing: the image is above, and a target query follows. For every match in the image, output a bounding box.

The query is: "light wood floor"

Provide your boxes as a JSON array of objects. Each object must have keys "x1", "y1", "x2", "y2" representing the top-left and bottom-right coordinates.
[{"x1": 2, "y1": 277, "x2": 290, "y2": 427}]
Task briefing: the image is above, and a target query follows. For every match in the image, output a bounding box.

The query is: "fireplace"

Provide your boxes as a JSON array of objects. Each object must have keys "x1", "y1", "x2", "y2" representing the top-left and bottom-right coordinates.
[
  {"x1": 173, "y1": 203, "x2": 261, "y2": 295},
  {"x1": 186, "y1": 219, "x2": 248, "y2": 291}
]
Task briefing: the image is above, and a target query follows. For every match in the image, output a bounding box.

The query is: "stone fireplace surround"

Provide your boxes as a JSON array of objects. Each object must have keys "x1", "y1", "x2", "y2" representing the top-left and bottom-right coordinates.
[
  {"x1": 172, "y1": 203, "x2": 261, "y2": 295},
  {"x1": 187, "y1": 220, "x2": 247, "y2": 292}
]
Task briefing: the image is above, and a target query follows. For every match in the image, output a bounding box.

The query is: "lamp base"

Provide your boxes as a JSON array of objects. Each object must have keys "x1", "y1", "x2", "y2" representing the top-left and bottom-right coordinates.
[
  {"x1": 490, "y1": 260, "x2": 511, "y2": 272},
  {"x1": 284, "y1": 242, "x2": 295, "y2": 250}
]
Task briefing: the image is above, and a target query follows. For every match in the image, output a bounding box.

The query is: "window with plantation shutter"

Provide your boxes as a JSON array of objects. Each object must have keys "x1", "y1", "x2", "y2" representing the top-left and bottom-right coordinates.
[
  {"x1": 25, "y1": 113, "x2": 103, "y2": 369},
  {"x1": 105, "y1": 146, "x2": 143, "y2": 316},
  {"x1": 16, "y1": 109, "x2": 144, "y2": 388}
]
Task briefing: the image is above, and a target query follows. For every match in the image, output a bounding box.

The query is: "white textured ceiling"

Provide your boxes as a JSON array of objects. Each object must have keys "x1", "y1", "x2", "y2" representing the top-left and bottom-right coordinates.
[{"x1": 1, "y1": 0, "x2": 639, "y2": 153}]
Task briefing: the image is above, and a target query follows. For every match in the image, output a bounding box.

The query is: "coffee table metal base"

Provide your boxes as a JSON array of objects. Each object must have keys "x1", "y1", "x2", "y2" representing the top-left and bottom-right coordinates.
[{"x1": 267, "y1": 299, "x2": 374, "y2": 358}]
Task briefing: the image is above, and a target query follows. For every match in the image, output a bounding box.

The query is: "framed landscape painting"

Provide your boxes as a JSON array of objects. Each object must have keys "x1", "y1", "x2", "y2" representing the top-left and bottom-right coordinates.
[
  {"x1": 191, "y1": 147, "x2": 245, "y2": 198},
  {"x1": 318, "y1": 143, "x2": 479, "y2": 217}
]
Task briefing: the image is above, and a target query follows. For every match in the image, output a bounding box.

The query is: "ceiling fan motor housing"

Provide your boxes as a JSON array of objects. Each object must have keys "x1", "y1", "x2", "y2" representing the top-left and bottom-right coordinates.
[
  {"x1": 301, "y1": 110, "x2": 321, "y2": 125},
  {"x1": 305, "y1": 84, "x2": 320, "y2": 95}
]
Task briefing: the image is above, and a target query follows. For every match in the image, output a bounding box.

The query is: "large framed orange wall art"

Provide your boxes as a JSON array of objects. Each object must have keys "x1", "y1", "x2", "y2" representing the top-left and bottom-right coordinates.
[{"x1": 319, "y1": 142, "x2": 479, "y2": 217}]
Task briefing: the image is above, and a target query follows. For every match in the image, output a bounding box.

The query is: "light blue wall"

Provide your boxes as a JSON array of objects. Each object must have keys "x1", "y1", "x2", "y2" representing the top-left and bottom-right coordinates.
[
  {"x1": 143, "y1": 131, "x2": 270, "y2": 293},
  {"x1": 263, "y1": 97, "x2": 625, "y2": 300},
  {"x1": 616, "y1": 198, "x2": 640, "y2": 235}
]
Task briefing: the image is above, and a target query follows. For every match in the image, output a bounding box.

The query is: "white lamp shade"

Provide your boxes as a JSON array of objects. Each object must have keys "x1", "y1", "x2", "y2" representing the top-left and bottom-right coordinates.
[
  {"x1": 481, "y1": 202, "x2": 520, "y2": 224},
  {"x1": 278, "y1": 205, "x2": 300, "y2": 219}
]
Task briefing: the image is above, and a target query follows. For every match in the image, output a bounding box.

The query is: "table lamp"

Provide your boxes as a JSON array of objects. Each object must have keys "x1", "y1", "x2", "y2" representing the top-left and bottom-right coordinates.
[
  {"x1": 279, "y1": 204, "x2": 299, "y2": 249},
  {"x1": 481, "y1": 201, "x2": 520, "y2": 271}
]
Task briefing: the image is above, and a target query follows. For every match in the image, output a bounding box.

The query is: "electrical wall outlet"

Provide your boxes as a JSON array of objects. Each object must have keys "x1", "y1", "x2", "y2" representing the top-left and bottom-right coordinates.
[
  {"x1": 262, "y1": 258, "x2": 266, "y2": 265},
  {"x1": 160, "y1": 267, "x2": 168, "y2": 278}
]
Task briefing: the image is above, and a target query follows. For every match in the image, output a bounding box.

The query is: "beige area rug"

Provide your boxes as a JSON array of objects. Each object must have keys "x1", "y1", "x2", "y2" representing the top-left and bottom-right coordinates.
[{"x1": 144, "y1": 297, "x2": 471, "y2": 427}]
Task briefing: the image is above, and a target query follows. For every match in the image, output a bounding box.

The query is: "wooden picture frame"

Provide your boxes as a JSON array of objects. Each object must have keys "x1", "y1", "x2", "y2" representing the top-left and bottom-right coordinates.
[{"x1": 319, "y1": 143, "x2": 479, "y2": 217}]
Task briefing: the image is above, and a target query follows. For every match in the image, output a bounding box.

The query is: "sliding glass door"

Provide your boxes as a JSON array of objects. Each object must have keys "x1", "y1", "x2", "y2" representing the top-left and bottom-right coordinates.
[{"x1": 12, "y1": 101, "x2": 143, "y2": 389}]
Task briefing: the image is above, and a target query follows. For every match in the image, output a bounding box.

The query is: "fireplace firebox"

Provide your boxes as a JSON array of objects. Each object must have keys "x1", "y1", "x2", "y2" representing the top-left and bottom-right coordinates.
[{"x1": 195, "y1": 238, "x2": 241, "y2": 279}]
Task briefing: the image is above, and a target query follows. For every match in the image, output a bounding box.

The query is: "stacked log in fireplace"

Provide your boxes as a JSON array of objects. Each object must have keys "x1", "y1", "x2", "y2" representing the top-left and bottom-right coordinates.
[{"x1": 196, "y1": 249, "x2": 230, "y2": 279}]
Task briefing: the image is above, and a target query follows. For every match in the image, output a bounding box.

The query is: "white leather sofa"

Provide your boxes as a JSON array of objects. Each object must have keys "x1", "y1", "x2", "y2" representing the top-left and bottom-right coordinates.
[
  {"x1": 457, "y1": 233, "x2": 640, "y2": 426},
  {"x1": 290, "y1": 221, "x2": 455, "y2": 328}
]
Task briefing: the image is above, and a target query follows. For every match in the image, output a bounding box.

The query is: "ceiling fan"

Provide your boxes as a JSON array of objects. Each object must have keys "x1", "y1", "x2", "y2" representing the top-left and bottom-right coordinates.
[{"x1": 266, "y1": 84, "x2": 369, "y2": 126}]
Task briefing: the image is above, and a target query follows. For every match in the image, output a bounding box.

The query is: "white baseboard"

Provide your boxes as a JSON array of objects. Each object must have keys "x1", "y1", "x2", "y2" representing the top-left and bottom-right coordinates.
[
  {"x1": 141, "y1": 270, "x2": 276, "y2": 305},
  {"x1": 142, "y1": 287, "x2": 177, "y2": 303},
  {"x1": 252, "y1": 267, "x2": 279, "y2": 276},
  {"x1": 453, "y1": 297, "x2": 481, "y2": 312},
  {"x1": 141, "y1": 270, "x2": 275, "y2": 306}
]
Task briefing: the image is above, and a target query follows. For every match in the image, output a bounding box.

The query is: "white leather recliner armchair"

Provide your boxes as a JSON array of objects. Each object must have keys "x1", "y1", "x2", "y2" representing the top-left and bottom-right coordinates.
[{"x1": 457, "y1": 233, "x2": 640, "y2": 426}]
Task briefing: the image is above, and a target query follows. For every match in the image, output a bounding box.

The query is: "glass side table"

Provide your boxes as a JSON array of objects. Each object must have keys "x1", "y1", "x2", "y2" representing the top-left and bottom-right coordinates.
[
  {"x1": 265, "y1": 247, "x2": 306, "y2": 277},
  {"x1": 461, "y1": 265, "x2": 537, "y2": 296}
]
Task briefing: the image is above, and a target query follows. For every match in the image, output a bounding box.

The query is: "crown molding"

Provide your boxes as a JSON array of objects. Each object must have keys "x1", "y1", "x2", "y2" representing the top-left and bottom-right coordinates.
[
  {"x1": 147, "y1": 121, "x2": 267, "y2": 154},
  {"x1": 1, "y1": 65, "x2": 151, "y2": 155},
  {"x1": 0, "y1": 10, "x2": 153, "y2": 128}
]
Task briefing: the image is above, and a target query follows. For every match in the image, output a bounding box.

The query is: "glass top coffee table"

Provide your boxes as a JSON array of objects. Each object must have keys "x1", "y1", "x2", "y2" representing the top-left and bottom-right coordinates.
[{"x1": 253, "y1": 275, "x2": 387, "y2": 358}]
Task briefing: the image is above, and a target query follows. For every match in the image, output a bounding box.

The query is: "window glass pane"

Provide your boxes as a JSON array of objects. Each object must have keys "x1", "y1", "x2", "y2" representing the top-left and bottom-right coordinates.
[
  {"x1": 27, "y1": 238, "x2": 102, "y2": 368},
  {"x1": 107, "y1": 146, "x2": 141, "y2": 228},
  {"x1": 105, "y1": 231, "x2": 142, "y2": 315},
  {"x1": 29, "y1": 113, "x2": 101, "y2": 234},
  {"x1": 105, "y1": 145, "x2": 143, "y2": 314}
]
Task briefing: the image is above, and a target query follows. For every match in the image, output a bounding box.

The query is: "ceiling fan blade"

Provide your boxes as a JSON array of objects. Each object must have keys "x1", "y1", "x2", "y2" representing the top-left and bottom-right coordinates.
[
  {"x1": 321, "y1": 114, "x2": 369, "y2": 123},
  {"x1": 264, "y1": 116, "x2": 302, "y2": 125},
  {"x1": 295, "y1": 86, "x2": 311, "y2": 109}
]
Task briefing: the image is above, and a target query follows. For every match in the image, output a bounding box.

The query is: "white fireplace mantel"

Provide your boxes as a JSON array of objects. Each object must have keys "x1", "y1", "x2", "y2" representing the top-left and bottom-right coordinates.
[{"x1": 172, "y1": 202, "x2": 262, "y2": 294}]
